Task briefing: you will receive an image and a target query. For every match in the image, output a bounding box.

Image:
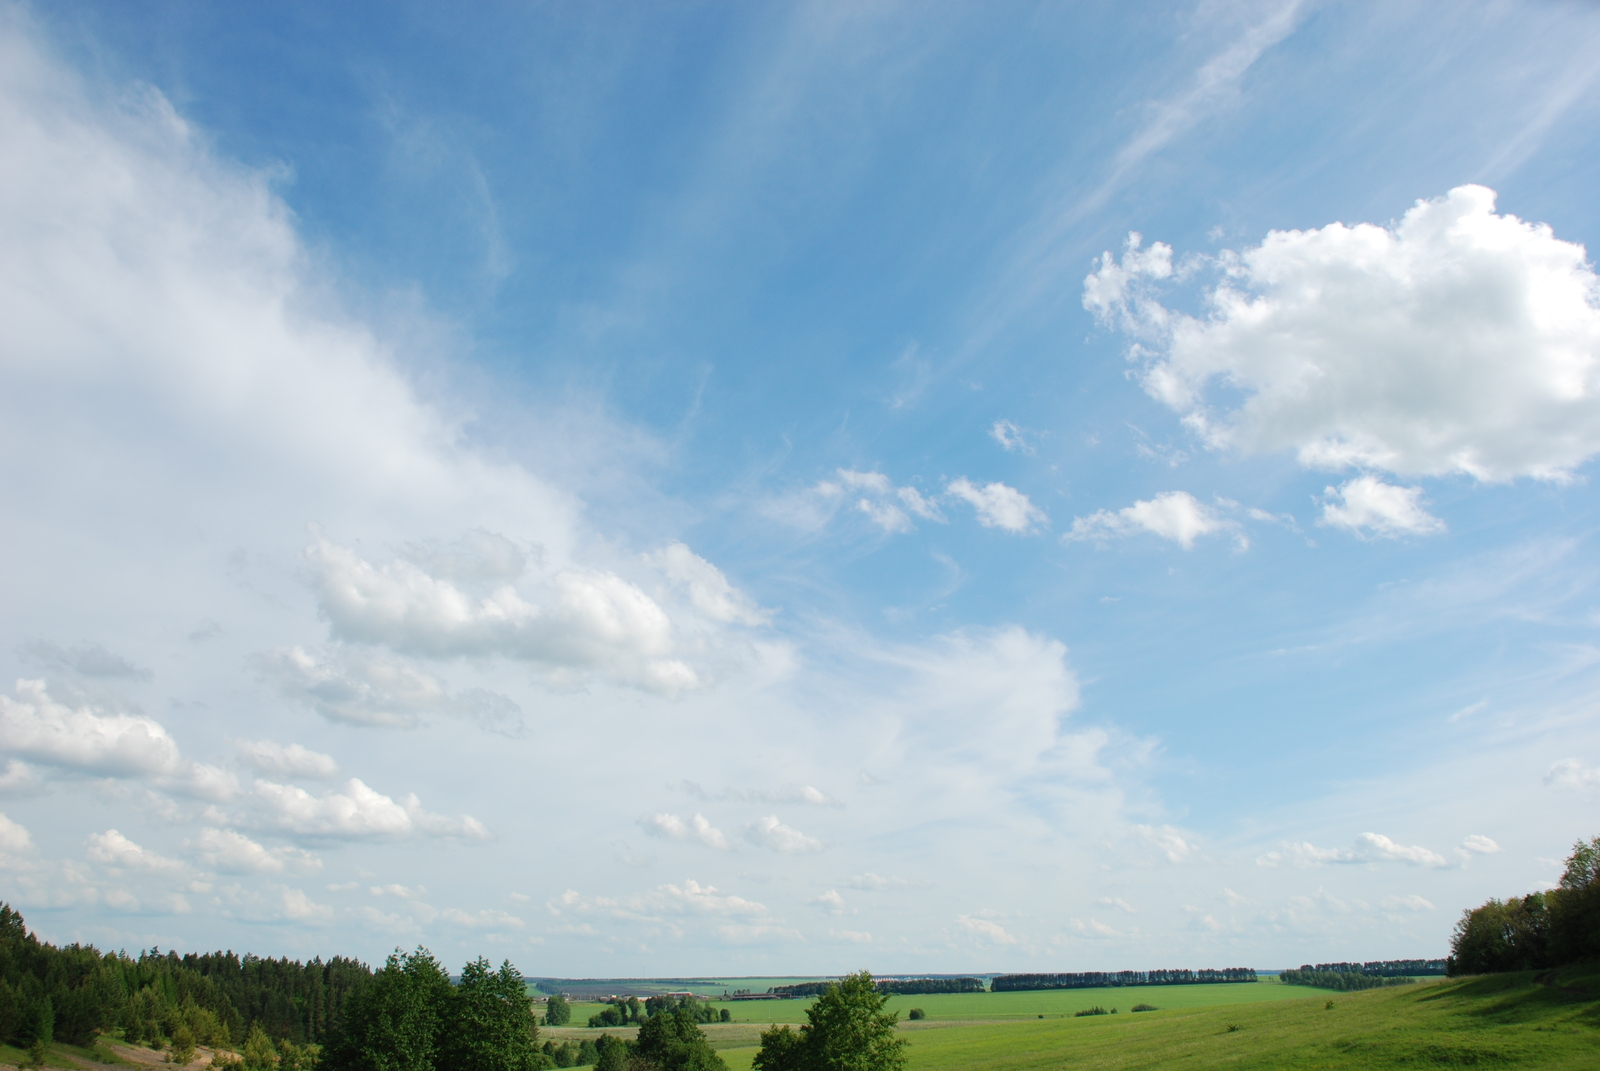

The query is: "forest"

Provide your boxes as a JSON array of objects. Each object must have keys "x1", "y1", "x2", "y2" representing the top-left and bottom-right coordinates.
[
  {"x1": 769, "y1": 977, "x2": 984, "y2": 997},
  {"x1": 991, "y1": 968, "x2": 1257, "y2": 991}
]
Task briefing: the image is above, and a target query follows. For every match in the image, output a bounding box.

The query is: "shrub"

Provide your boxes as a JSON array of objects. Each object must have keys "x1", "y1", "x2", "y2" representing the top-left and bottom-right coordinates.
[
  {"x1": 906, "y1": 1009, "x2": 924, "y2": 1020},
  {"x1": 1130, "y1": 1004, "x2": 1157, "y2": 1013},
  {"x1": 1073, "y1": 1006, "x2": 1108, "y2": 1017},
  {"x1": 719, "y1": 1008, "x2": 732, "y2": 1023},
  {"x1": 545, "y1": 994, "x2": 572, "y2": 1027}
]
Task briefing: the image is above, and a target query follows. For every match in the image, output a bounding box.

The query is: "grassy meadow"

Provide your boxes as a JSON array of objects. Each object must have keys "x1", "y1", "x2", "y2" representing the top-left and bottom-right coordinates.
[{"x1": 540, "y1": 966, "x2": 1600, "y2": 1071}]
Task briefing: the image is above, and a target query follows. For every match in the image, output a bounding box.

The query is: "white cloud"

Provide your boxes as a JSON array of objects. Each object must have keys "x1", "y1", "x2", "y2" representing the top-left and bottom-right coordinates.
[
  {"x1": 1087, "y1": 186, "x2": 1600, "y2": 482},
  {"x1": 192, "y1": 827, "x2": 321, "y2": 875},
  {"x1": 1098, "y1": 897, "x2": 1136, "y2": 913},
  {"x1": 646, "y1": 542, "x2": 769, "y2": 627},
  {"x1": 1137, "y1": 824, "x2": 1197, "y2": 863},
  {"x1": 258, "y1": 645, "x2": 522, "y2": 731},
  {"x1": 237, "y1": 740, "x2": 340, "y2": 780},
  {"x1": 0, "y1": 679, "x2": 181, "y2": 777},
  {"x1": 0, "y1": 760, "x2": 40, "y2": 795},
  {"x1": 1460, "y1": 834, "x2": 1501, "y2": 855},
  {"x1": 305, "y1": 536, "x2": 701, "y2": 696},
  {"x1": 811, "y1": 890, "x2": 849, "y2": 915},
  {"x1": 0, "y1": 812, "x2": 33, "y2": 853},
  {"x1": 657, "y1": 879, "x2": 769, "y2": 918},
  {"x1": 281, "y1": 887, "x2": 333, "y2": 922},
  {"x1": 87, "y1": 829, "x2": 182, "y2": 871},
  {"x1": 442, "y1": 907, "x2": 525, "y2": 930},
  {"x1": 1545, "y1": 758, "x2": 1600, "y2": 794},
  {"x1": 945, "y1": 478, "x2": 1045, "y2": 533},
  {"x1": 679, "y1": 781, "x2": 842, "y2": 808},
  {"x1": 642, "y1": 812, "x2": 729, "y2": 849},
  {"x1": 1258, "y1": 832, "x2": 1448, "y2": 868},
  {"x1": 990, "y1": 419, "x2": 1034, "y2": 454},
  {"x1": 830, "y1": 928, "x2": 872, "y2": 943},
  {"x1": 1066, "y1": 491, "x2": 1238, "y2": 549},
  {"x1": 250, "y1": 777, "x2": 488, "y2": 840},
  {"x1": 956, "y1": 915, "x2": 1017, "y2": 944},
  {"x1": 1381, "y1": 894, "x2": 1436, "y2": 911},
  {"x1": 745, "y1": 815, "x2": 823, "y2": 853},
  {"x1": 1319, "y1": 477, "x2": 1445, "y2": 538}
]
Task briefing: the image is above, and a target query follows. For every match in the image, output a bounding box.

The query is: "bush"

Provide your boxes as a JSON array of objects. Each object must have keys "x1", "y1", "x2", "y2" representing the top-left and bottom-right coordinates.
[
  {"x1": 719, "y1": 1008, "x2": 731, "y2": 1023},
  {"x1": 1073, "y1": 1006, "x2": 1108, "y2": 1017},
  {"x1": 545, "y1": 994, "x2": 571, "y2": 1027},
  {"x1": 906, "y1": 1009, "x2": 924, "y2": 1020},
  {"x1": 1130, "y1": 1004, "x2": 1157, "y2": 1013}
]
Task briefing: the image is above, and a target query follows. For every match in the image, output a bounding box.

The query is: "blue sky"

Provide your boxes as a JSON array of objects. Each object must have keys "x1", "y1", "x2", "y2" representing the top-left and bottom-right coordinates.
[{"x1": 3, "y1": 0, "x2": 1600, "y2": 974}]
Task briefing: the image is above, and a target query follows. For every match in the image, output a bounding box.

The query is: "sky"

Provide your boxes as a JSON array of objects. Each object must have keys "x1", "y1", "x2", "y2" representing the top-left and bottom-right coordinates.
[{"x1": 3, "y1": 0, "x2": 1600, "y2": 976}]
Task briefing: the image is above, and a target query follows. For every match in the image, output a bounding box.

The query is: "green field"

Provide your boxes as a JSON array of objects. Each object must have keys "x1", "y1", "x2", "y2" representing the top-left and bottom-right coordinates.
[{"x1": 540, "y1": 966, "x2": 1600, "y2": 1071}]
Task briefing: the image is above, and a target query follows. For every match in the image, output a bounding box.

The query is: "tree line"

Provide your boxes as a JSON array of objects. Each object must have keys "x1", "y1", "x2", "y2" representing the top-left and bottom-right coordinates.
[
  {"x1": 587, "y1": 994, "x2": 729, "y2": 1028},
  {"x1": 1296, "y1": 960, "x2": 1447, "y2": 977},
  {"x1": 0, "y1": 904, "x2": 360, "y2": 1058},
  {"x1": 768, "y1": 977, "x2": 983, "y2": 998},
  {"x1": 1277, "y1": 970, "x2": 1414, "y2": 992},
  {"x1": 1447, "y1": 835, "x2": 1600, "y2": 975},
  {"x1": 990, "y1": 968, "x2": 1256, "y2": 991}
]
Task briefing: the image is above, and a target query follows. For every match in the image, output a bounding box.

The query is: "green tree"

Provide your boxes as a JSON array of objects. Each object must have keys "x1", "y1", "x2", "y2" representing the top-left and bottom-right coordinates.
[
  {"x1": 169, "y1": 1023, "x2": 198, "y2": 1066},
  {"x1": 242, "y1": 1022, "x2": 280, "y2": 1070},
  {"x1": 322, "y1": 948, "x2": 452, "y2": 1071},
  {"x1": 752, "y1": 973, "x2": 906, "y2": 1071},
  {"x1": 592, "y1": 1035, "x2": 628, "y2": 1071},
  {"x1": 1448, "y1": 893, "x2": 1551, "y2": 974},
  {"x1": 544, "y1": 994, "x2": 571, "y2": 1027},
  {"x1": 632, "y1": 1005, "x2": 726, "y2": 1071},
  {"x1": 439, "y1": 958, "x2": 543, "y2": 1071},
  {"x1": 750, "y1": 1026, "x2": 805, "y2": 1071},
  {"x1": 1550, "y1": 835, "x2": 1600, "y2": 963}
]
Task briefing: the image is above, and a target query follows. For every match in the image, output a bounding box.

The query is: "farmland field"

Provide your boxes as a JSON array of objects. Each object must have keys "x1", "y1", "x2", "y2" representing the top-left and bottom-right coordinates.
[{"x1": 538, "y1": 966, "x2": 1600, "y2": 1071}]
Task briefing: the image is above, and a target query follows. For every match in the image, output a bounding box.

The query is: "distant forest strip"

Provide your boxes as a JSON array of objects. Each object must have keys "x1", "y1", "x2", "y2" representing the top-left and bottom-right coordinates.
[
  {"x1": 1299, "y1": 960, "x2": 1448, "y2": 977},
  {"x1": 0, "y1": 903, "x2": 367, "y2": 1050},
  {"x1": 1278, "y1": 970, "x2": 1416, "y2": 991},
  {"x1": 990, "y1": 969, "x2": 1256, "y2": 992},
  {"x1": 770, "y1": 977, "x2": 985, "y2": 997}
]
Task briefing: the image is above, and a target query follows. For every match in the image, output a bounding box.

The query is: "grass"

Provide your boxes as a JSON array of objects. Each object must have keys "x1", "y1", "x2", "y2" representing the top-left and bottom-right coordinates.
[
  {"x1": 544, "y1": 966, "x2": 1600, "y2": 1071},
  {"x1": 0, "y1": 1038, "x2": 139, "y2": 1069}
]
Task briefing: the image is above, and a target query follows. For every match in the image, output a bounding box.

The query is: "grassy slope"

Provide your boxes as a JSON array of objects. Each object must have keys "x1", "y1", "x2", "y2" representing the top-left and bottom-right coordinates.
[
  {"x1": 698, "y1": 967, "x2": 1597, "y2": 1071},
  {"x1": 550, "y1": 980, "x2": 1322, "y2": 1031}
]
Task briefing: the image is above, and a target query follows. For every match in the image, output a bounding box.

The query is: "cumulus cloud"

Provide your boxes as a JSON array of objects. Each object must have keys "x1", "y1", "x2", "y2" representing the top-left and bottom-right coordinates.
[
  {"x1": 945, "y1": 478, "x2": 1046, "y2": 533},
  {"x1": 192, "y1": 827, "x2": 321, "y2": 875},
  {"x1": 250, "y1": 778, "x2": 488, "y2": 840},
  {"x1": 258, "y1": 645, "x2": 522, "y2": 731},
  {"x1": 642, "y1": 812, "x2": 729, "y2": 849},
  {"x1": 646, "y1": 543, "x2": 769, "y2": 627},
  {"x1": 281, "y1": 887, "x2": 333, "y2": 922},
  {"x1": 0, "y1": 760, "x2": 42, "y2": 796},
  {"x1": 1066, "y1": 491, "x2": 1239, "y2": 549},
  {"x1": 744, "y1": 815, "x2": 823, "y2": 853},
  {"x1": 1258, "y1": 832, "x2": 1448, "y2": 868},
  {"x1": 0, "y1": 812, "x2": 33, "y2": 853},
  {"x1": 87, "y1": 829, "x2": 182, "y2": 871},
  {"x1": 775, "y1": 469, "x2": 948, "y2": 535},
  {"x1": 305, "y1": 536, "x2": 701, "y2": 696},
  {"x1": 811, "y1": 889, "x2": 849, "y2": 914},
  {"x1": 1545, "y1": 758, "x2": 1600, "y2": 794},
  {"x1": 237, "y1": 740, "x2": 340, "y2": 780},
  {"x1": 956, "y1": 914, "x2": 1017, "y2": 944},
  {"x1": 1460, "y1": 834, "x2": 1501, "y2": 856},
  {"x1": 1086, "y1": 186, "x2": 1600, "y2": 482},
  {"x1": 1137, "y1": 824, "x2": 1197, "y2": 863},
  {"x1": 0, "y1": 679, "x2": 180, "y2": 777},
  {"x1": 1319, "y1": 477, "x2": 1445, "y2": 538}
]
